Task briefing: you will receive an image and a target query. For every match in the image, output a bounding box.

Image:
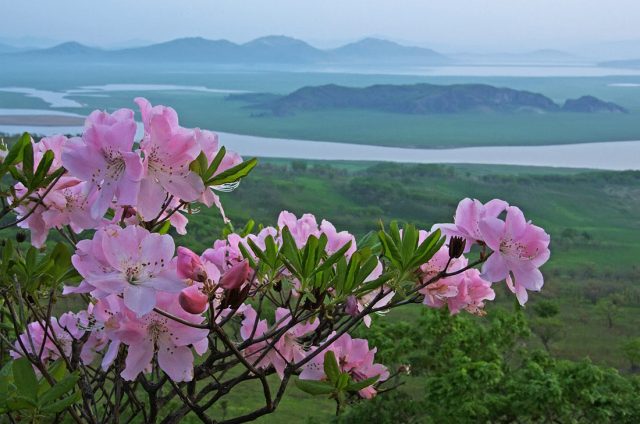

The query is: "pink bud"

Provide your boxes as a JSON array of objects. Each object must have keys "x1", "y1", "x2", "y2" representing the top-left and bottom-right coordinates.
[
  {"x1": 345, "y1": 296, "x2": 358, "y2": 316},
  {"x1": 177, "y1": 247, "x2": 206, "y2": 281},
  {"x1": 179, "y1": 285, "x2": 208, "y2": 314},
  {"x1": 219, "y1": 260, "x2": 251, "y2": 290}
]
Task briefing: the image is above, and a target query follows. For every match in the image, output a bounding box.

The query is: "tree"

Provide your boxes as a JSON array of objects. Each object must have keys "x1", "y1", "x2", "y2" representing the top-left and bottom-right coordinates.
[{"x1": 0, "y1": 101, "x2": 551, "y2": 423}]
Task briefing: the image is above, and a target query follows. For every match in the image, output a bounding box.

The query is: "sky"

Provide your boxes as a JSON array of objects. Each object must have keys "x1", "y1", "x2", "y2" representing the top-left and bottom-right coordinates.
[{"x1": 1, "y1": 0, "x2": 639, "y2": 54}]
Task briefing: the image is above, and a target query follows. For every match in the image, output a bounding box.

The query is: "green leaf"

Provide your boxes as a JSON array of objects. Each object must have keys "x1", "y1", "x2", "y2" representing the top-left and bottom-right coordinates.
[
  {"x1": 336, "y1": 373, "x2": 350, "y2": 390},
  {"x1": 2, "y1": 132, "x2": 30, "y2": 168},
  {"x1": 207, "y1": 157, "x2": 257, "y2": 186},
  {"x1": 189, "y1": 151, "x2": 209, "y2": 176},
  {"x1": 203, "y1": 146, "x2": 226, "y2": 181},
  {"x1": 40, "y1": 391, "x2": 81, "y2": 414},
  {"x1": 6, "y1": 394, "x2": 38, "y2": 411},
  {"x1": 39, "y1": 373, "x2": 79, "y2": 406},
  {"x1": 323, "y1": 351, "x2": 341, "y2": 384},
  {"x1": 31, "y1": 150, "x2": 54, "y2": 188},
  {"x1": 157, "y1": 220, "x2": 171, "y2": 235},
  {"x1": 12, "y1": 358, "x2": 38, "y2": 401},
  {"x1": 312, "y1": 240, "x2": 352, "y2": 275},
  {"x1": 346, "y1": 375, "x2": 380, "y2": 392},
  {"x1": 22, "y1": 141, "x2": 34, "y2": 182},
  {"x1": 295, "y1": 379, "x2": 335, "y2": 396}
]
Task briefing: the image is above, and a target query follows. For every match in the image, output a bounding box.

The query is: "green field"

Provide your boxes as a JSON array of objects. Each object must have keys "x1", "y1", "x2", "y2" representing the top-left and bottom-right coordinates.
[
  {"x1": 2, "y1": 64, "x2": 640, "y2": 147},
  {"x1": 166, "y1": 159, "x2": 640, "y2": 422}
]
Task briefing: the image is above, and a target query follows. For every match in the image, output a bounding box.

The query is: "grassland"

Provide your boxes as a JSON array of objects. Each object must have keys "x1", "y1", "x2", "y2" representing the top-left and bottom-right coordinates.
[{"x1": 2, "y1": 64, "x2": 640, "y2": 147}]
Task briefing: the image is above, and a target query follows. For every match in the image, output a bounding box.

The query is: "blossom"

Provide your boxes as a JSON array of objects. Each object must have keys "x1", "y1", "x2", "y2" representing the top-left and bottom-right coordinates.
[
  {"x1": 69, "y1": 225, "x2": 184, "y2": 315},
  {"x1": 116, "y1": 292, "x2": 209, "y2": 382},
  {"x1": 418, "y1": 231, "x2": 468, "y2": 309},
  {"x1": 479, "y1": 206, "x2": 551, "y2": 305},
  {"x1": 437, "y1": 198, "x2": 508, "y2": 250},
  {"x1": 300, "y1": 332, "x2": 389, "y2": 398},
  {"x1": 135, "y1": 97, "x2": 204, "y2": 219},
  {"x1": 447, "y1": 269, "x2": 495, "y2": 315},
  {"x1": 62, "y1": 109, "x2": 143, "y2": 218},
  {"x1": 240, "y1": 306, "x2": 318, "y2": 379},
  {"x1": 12, "y1": 312, "x2": 86, "y2": 362},
  {"x1": 278, "y1": 211, "x2": 320, "y2": 248},
  {"x1": 179, "y1": 285, "x2": 209, "y2": 314}
]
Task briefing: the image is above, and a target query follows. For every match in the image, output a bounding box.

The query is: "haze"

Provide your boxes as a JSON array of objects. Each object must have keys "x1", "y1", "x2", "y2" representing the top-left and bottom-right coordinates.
[{"x1": 2, "y1": 0, "x2": 640, "y2": 56}]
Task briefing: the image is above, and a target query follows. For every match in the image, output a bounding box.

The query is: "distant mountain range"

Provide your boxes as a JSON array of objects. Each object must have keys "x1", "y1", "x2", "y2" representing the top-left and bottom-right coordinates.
[
  {"x1": 228, "y1": 83, "x2": 629, "y2": 115},
  {"x1": 1, "y1": 35, "x2": 451, "y2": 65}
]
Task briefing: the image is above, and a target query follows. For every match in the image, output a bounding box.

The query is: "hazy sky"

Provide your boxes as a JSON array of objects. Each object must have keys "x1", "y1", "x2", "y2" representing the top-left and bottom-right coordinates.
[{"x1": 2, "y1": 0, "x2": 639, "y2": 52}]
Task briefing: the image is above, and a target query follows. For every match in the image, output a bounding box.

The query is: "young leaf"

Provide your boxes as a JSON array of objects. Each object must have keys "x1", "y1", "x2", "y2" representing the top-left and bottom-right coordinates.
[
  {"x1": 346, "y1": 375, "x2": 380, "y2": 392},
  {"x1": 312, "y1": 240, "x2": 352, "y2": 276},
  {"x1": 2, "y1": 132, "x2": 30, "y2": 169},
  {"x1": 40, "y1": 391, "x2": 81, "y2": 414},
  {"x1": 295, "y1": 379, "x2": 335, "y2": 396},
  {"x1": 206, "y1": 157, "x2": 257, "y2": 186},
  {"x1": 203, "y1": 146, "x2": 226, "y2": 181},
  {"x1": 323, "y1": 351, "x2": 341, "y2": 384}
]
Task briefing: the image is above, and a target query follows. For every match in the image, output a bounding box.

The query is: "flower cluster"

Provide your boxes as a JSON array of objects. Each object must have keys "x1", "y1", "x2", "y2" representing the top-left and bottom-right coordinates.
[{"x1": 8, "y1": 99, "x2": 550, "y2": 411}]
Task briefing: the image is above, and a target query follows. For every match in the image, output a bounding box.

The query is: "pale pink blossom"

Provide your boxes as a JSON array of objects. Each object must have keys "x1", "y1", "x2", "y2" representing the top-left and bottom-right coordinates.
[
  {"x1": 69, "y1": 225, "x2": 184, "y2": 315},
  {"x1": 116, "y1": 292, "x2": 208, "y2": 381},
  {"x1": 300, "y1": 332, "x2": 388, "y2": 398},
  {"x1": 479, "y1": 206, "x2": 551, "y2": 305},
  {"x1": 135, "y1": 97, "x2": 204, "y2": 219},
  {"x1": 437, "y1": 198, "x2": 508, "y2": 250},
  {"x1": 62, "y1": 109, "x2": 143, "y2": 218}
]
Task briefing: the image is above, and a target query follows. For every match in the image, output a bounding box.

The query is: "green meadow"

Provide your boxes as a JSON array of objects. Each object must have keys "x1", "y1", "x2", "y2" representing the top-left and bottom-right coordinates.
[{"x1": 3, "y1": 64, "x2": 640, "y2": 147}]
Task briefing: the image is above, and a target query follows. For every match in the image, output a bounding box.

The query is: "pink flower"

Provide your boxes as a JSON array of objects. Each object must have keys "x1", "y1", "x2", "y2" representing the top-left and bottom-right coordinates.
[
  {"x1": 135, "y1": 97, "x2": 204, "y2": 219},
  {"x1": 14, "y1": 177, "x2": 99, "y2": 247},
  {"x1": 418, "y1": 231, "x2": 468, "y2": 309},
  {"x1": 479, "y1": 206, "x2": 551, "y2": 305},
  {"x1": 62, "y1": 109, "x2": 143, "y2": 218},
  {"x1": 300, "y1": 332, "x2": 388, "y2": 398},
  {"x1": 70, "y1": 225, "x2": 184, "y2": 316},
  {"x1": 447, "y1": 269, "x2": 495, "y2": 315},
  {"x1": 320, "y1": 219, "x2": 356, "y2": 256},
  {"x1": 12, "y1": 313, "x2": 86, "y2": 362},
  {"x1": 179, "y1": 284, "x2": 209, "y2": 315},
  {"x1": 116, "y1": 292, "x2": 209, "y2": 382},
  {"x1": 437, "y1": 198, "x2": 508, "y2": 251},
  {"x1": 176, "y1": 246, "x2": 206, "y2": 281},
  {"x1": 239, "y1": 306, "x2": 318, "y2": 379},
  {"x1": 219, "y1": 259, "x2": 251, "y2": 290},
  {"x1": 277, "y1": 211, "x2": 320, "y2": 248}
]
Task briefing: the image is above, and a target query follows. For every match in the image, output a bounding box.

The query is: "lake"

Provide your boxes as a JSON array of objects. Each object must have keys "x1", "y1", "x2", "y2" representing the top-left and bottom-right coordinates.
[{"x1": 0, "y1": 119, "x2": 637, "y2": 171}]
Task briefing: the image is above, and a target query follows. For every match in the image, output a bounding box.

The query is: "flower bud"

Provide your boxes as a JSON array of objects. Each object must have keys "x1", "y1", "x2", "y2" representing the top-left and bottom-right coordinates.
[
  {"x1": 177, "y1": 247, "x2": 206, "y2": 281},
  {"x1": 219, "y1": 259, "x2": 251, "y2": 290},
  {"x1": 448, "y1": 236, "x2": 466, "y2": 259},
  {"x1": 345, "y1": 296, "x2": 358, "y2": 316},
  {"x1": 15, "y1": 231, "x2": 26, "y2": 243},
  {"x1": 179, "y1": 285, "x2": 208, "y2": 314}
]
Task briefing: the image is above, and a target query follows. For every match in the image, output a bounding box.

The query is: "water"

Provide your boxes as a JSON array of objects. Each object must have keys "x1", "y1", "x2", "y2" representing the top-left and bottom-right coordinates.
[
  {"x1": 0, "y1": 122, "x2": 637, "y2": 171},
  {"x1": 0, "y1": 87, "x2": 83, "y2": 108}
]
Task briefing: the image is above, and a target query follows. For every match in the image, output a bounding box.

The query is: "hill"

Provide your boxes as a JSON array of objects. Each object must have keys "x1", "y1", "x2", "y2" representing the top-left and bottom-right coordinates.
[
  {"x1": 229, "y1": 83, "x2": 629, "y2": 115},
  {"x1": 329, "y1": 37, "x2": 449, "y2": 64},
  {"x1": 1, "y1": 35, "x2": 449, "y2": 65}
]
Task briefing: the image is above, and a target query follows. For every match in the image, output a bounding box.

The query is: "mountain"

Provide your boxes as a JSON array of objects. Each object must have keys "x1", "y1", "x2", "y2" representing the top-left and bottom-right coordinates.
[
  {"x1": 241, "y1": 36, "x2": 325, "y2": 63},
  {"x1": 330, "y1": 37, "x2": 449, "y2": 64},
  {"x1": 0, "y1": 42, "x2": 20, "y2": 54},
  {"x1": 113, "y1": 37, "x2": 241, "y2": 62},
  {"x1": 599, "y1": 58, "x2": 640, "y2": 68},
  {"x1": 562, "y1": 96, "x2": 628, "y2": 113},
  {"x1": 229, "y1": 83, "x2": 628, "y2": 115},
  {"x1": 14, "y1": 41, "x2": 105, "y2": 58}
]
